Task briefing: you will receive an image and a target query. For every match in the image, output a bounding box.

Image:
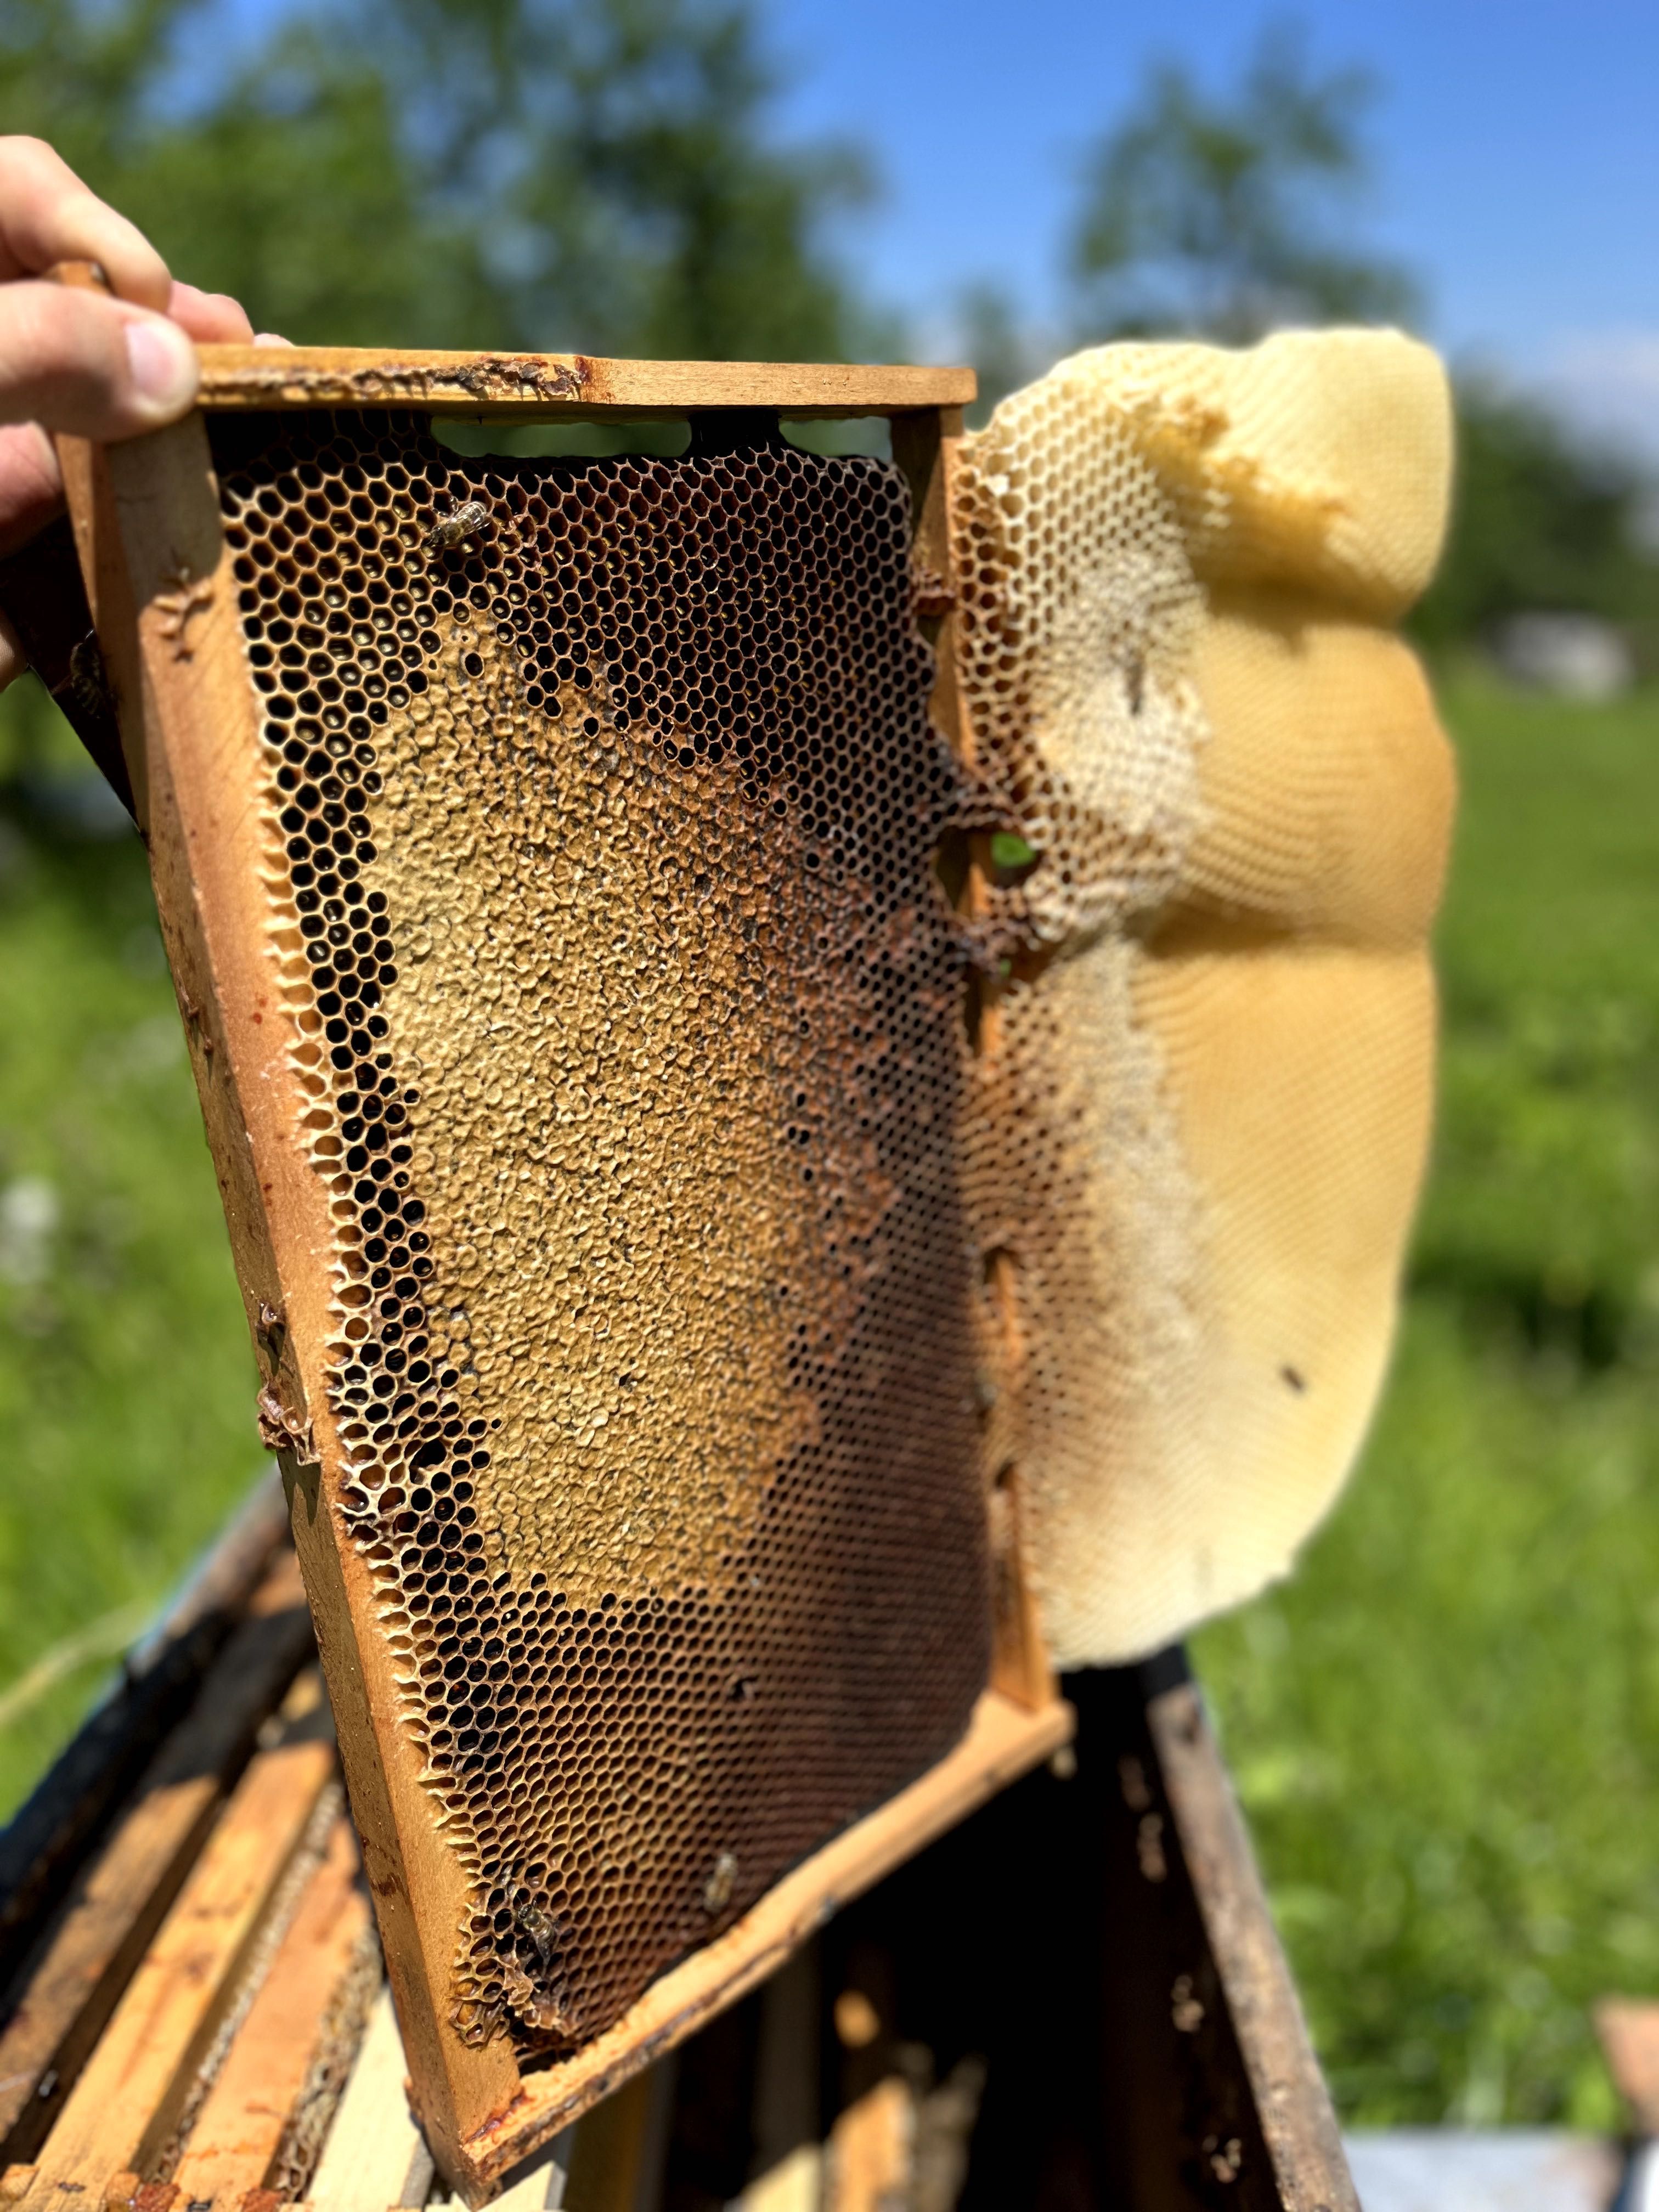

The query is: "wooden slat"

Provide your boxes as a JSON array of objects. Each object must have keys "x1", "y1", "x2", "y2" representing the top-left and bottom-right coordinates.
[
  {"x1": 562, "y1": 2071, "x2": 656, "y2": 2212},
  {"x1": 4, "y1": 1676, "x2": 336, "y2": 2204},
  {"x1": 0, "y1": 1473, "x2": 291, "y2": 1997},
  {"x1": 307, "y1": 1989, "x2": 429, "y2": 2212},
  {"x1": 170, "y1": 1818, "x2": 369, "y2": 2207},
  {"x1": 492, "y1": 2149, "x2": 565, "y2": 2212},
  {"x1": 824, "y1": 2080, "x2": 909, "y2": 2212},
  {"x1": 458, "y1": 1689, "x2": 1073, "y2": 2192},
  {"x1": 737, "y1": 1950, "x2": 820, "y2": 2212},
  {"x1": 0, "y1": 1555, "x2": 314, "y2": 2160},
  {"x1": 193, "y1": 348, "x2": 974, "y2": 419},
  {"x1": 889, "y1": 406, "x2": 1056, "y2": 1718},
  {"x1": 1147, "y1": 1679, "x2": 1359, "y2": 2212}
]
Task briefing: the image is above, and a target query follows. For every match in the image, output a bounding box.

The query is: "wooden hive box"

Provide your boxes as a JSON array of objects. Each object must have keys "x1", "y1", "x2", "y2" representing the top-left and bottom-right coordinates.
[{"x1": 0, "y1": 1481, "x2": 1356, "y2": 2211}]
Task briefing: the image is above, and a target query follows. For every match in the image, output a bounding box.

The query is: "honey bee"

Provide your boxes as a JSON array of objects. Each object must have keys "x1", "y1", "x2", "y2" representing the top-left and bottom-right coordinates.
[
  {"x1": 424, "y1": 499, "x2": 490, "y2": 553},
  {"x1": 702, "y1": 1850, "x2": 738, "y2": 1915}
]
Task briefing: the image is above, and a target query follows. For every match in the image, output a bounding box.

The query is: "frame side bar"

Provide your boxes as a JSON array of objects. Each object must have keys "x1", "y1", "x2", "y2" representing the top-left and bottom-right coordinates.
[{"x1": 69, "y1": 412, "x2": 523, "y2": 2186}]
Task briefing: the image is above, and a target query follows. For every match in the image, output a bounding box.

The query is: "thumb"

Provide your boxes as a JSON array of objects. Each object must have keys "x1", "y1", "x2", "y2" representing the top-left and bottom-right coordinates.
[{"x1": 0, "y1": 280, "x2": 197, "y2": 439}]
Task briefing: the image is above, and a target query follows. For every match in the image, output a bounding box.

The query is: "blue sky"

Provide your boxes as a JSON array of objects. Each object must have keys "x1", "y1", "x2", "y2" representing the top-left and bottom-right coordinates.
[
  {"x1": 222, "y1": 0, "x2": 1659, "y2": 447},
  {"x1": 757, "y1": 0, "x2": 1659, "y2": 446}
]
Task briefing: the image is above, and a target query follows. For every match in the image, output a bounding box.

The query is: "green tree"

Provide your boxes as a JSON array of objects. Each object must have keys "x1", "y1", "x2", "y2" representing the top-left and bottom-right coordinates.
[
  {"x1": 0, "y1": 0, "x2": 874, "y2": 358},
  {"x1": 364, "y1": 0, "x2": 877, "y2": 360},
  {"x1": 0, "y1": 0, "x2": 885, "y2": 785},
  {"x1": 1070, "y1": 19, "x2": 1415, "y2": 343},
  {"x1": 1413, "y1": 382, "x2": 1659, "y2": 662},
  {"x1": 956, "y1": 281, "x2": 1034, "y2": 427}
]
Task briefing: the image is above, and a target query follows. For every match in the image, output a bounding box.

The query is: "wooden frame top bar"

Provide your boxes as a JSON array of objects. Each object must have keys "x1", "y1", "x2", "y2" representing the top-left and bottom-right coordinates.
[{"x1": 194, "y1": 346, "x2": 975, "y2": 418}]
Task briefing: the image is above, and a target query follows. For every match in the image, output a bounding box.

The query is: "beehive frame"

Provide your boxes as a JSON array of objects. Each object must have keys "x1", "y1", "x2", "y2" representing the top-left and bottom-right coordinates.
[{"x1": 54, "y1": 347, "x2": 1073, "y2": 2201}]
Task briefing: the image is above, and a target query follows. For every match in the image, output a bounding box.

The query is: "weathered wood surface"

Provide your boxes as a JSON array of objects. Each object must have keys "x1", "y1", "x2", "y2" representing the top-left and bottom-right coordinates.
[
  {"x1": 0, "y1": 1474, "x2": 291, "y2": 2001},
  {"x1": 194, "y1": 347, "x2": 974, "y2": 418},
  {"x1": 1147, "y1": 1677, "x2": 1358, "y2": 2212},
  {"x1": 0, "y1": 1515, "x2": 1347, "y2": 2212},
  {"x1": 889, "y1": 405, "x2": 1056, "y2": 1720},
  {"x1": 2, "y1": 1673, "x2": 336, "y2": 2207},
  {"x1": 169, "y1": 1814, "x2": 370, "y2": 2207},
  {"x1": 308, "y1": 1987, "x2": 430, "y2": 2212},
  {"x1": 0, "y1": 1552, "x2": 313, "y2": 2160}
]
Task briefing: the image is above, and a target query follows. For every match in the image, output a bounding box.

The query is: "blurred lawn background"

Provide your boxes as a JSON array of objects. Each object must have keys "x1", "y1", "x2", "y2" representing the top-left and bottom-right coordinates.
[
  {"x1": 4, "y1": 0, "x2": 1659, "y2": 2141},
  {"x1": 1194, "y1": 670, "x2": 1659, "y2": 2130}
]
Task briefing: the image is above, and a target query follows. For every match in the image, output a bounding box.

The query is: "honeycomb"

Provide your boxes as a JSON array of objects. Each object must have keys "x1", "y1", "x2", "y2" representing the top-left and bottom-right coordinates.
[
  {"x1": 210, "y1": 410, "x2": 992, "y2": 2054},
  {"x1": 950, "y1": 328, "x2": 1457, "y2": 1666}
]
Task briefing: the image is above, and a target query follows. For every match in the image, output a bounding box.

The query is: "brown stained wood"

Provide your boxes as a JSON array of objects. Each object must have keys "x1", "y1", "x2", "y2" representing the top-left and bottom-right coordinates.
[
  {"x1": 737, "y1": 1948, "x2": 820, "y2": 2212},
  {"x1": 0, "y1": 1556, "x2": 314, "y2": 2162},
  {"x1": 1147, "y1": 1679, "x2": 1358, "y2": 2212},
  {"x1": 985, "y1": 1450, "x2": 1054, "y2": 1715},
  {"x1": 194, "y1": 348, "x2": 973, "y2": 419},
  {"x1": 824, "y1": 1941, "x2": 908, "y2": 2212},
  {"x1": 890, "y1": 407, "x2": 970, "y2": 766},
  {"x1": 7, "y1": 1685, "x2": 337, "y2": 2205},
  {"x1": 70, "y1": 415, "x2": 523, "y2": 2188},
  {"x1": 892, "y1": 408, "x2": 1055, "y2": 1718},
  {"x1": 563, "y1": 2071, "x2": 656, "y2": 2212},
  {"x1": 458, "y1": 1689, "x2": 1073, "y2": 2194},
  {"x1": 168, "y1": 1819, "x2": 369, "y2": 2207}
]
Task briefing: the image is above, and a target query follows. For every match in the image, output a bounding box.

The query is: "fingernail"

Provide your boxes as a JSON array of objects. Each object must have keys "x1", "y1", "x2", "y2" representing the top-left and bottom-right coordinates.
[{"x1": 123, "y1": 316, "x2": 198, "y2": 416}]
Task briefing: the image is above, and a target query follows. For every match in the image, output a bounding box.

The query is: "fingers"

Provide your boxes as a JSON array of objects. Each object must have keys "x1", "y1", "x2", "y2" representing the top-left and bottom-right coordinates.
[
  {"x1": 0, "y1": 138, "x2": 170, "y2": 308},
  {"x1": 0, "y1": 606, "x2": 24, "y2": 695},
  {"x1": 0, "y1": 420, "x2": 63, "y2": 558},
  {"x1": 167, "y1": 279, "x2": 253, "y2": 343},
  {"x1": 0, "y1": 282, "x2": 197, "y2": 438}
]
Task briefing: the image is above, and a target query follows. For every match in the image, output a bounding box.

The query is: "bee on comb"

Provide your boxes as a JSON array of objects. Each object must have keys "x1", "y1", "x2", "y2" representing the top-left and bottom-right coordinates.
[{"x1": 424, "y1": 499, "x2": 490, "y2": 554}]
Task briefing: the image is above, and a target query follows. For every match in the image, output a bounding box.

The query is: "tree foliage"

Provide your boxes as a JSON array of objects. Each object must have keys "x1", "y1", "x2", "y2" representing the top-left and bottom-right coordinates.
[
  {"x1": 1070, "y1": 19, "x2": 1415, "y2": 343},
  {"x1": 1414, "y1": 382, "x2": 1659, "y2": 659},
  {"x1": 0, "y1": 0, "x2": 872, "y2": 358}
]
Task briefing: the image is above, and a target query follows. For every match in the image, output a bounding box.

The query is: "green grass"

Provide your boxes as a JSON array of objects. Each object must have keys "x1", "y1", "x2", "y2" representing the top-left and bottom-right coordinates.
[
  {"x1": 1195, "y1": 666, "x2": 1659, "y2": 2128},
  {"x1": 1, "y1": 664, "x2": 1656, "y2": 2128},
  {"x1": 0, "y1": 690, "x2": 260, "y2": 1810}
]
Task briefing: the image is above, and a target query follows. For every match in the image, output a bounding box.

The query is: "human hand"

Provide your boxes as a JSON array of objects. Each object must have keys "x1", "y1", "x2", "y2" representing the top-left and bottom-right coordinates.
[{"x1": 0, "y1": 138, "x2": 272, "y2": 687}]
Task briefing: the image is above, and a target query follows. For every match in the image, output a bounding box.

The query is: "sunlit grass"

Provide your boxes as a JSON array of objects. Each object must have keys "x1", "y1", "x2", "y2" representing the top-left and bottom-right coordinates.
[
  {"x1": 1197, "y1": 668, "x2": 1659, "y2": 2126},
  {"x1": 0, "y1": 687, "x2": 259, "y2": 1812}
]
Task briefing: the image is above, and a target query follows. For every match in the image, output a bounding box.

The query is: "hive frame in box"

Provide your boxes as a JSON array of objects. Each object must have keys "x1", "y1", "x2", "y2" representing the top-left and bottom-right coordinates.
[{"x1": 53, "y1": 347, "x2": 1073, "y2": 2203}]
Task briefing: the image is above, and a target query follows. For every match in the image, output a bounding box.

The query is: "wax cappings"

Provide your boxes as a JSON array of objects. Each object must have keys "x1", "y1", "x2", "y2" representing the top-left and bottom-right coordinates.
[{"x1": 951, "y1": 330, "x2": 1455, "y2": 1666}]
